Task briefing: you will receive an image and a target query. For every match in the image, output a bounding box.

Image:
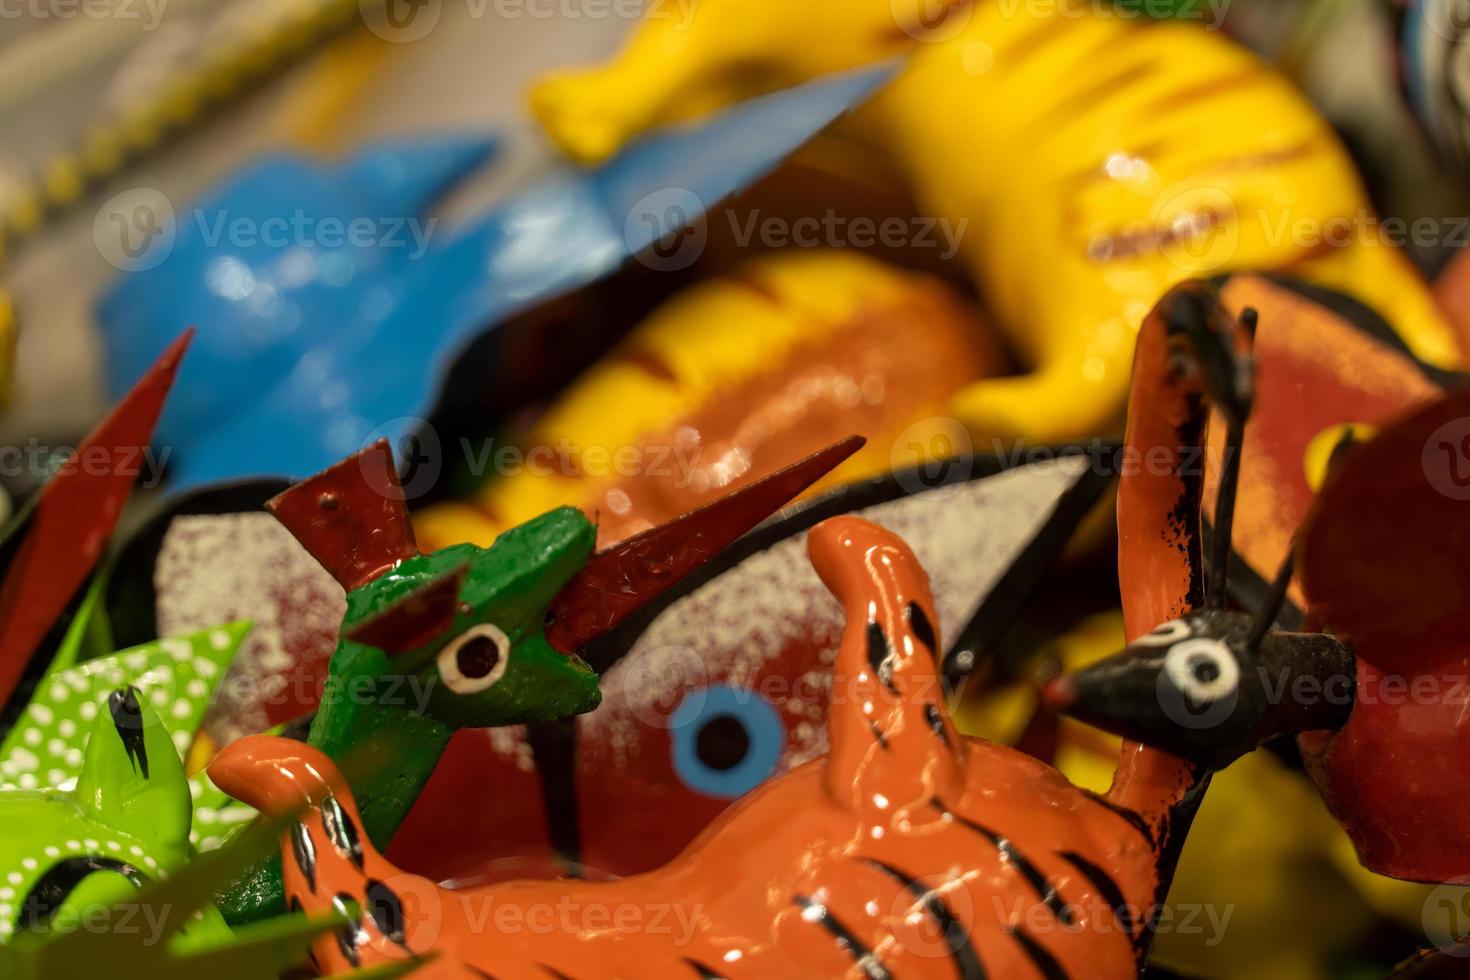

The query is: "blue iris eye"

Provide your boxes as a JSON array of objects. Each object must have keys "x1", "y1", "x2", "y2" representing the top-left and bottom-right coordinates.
[{"x1": 669, "y1": 684, "x2": 785, "y2": 800}]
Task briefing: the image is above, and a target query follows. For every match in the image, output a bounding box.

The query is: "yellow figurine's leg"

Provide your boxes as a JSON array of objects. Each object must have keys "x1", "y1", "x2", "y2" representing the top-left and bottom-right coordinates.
[
  {"x1": 530, "y1": 63, "x2": 665, "y2": 165},
  {"x1": 1289, "y1": 243, "x2": 1464, "y2": 370},
  {"x1": 528, "y1": 15, "x2": 766, "y2": 164},
  {"x1": 949, "y1": 347, "x2": 1133, "y2": 446}
]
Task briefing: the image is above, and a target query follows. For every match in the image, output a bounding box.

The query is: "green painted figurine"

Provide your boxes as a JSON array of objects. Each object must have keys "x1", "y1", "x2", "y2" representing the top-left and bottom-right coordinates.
[{"x1": 215, "y1": 436, "x2": 860, "y2": 924}]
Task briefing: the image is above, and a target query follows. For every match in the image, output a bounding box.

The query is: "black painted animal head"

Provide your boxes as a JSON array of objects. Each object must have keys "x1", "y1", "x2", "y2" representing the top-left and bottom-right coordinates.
[
  {"x1": 1046, "y1": 294, "x2": 1356, "y2": 770},
  {"x1": 1047, "y1": 608, "x2": 1355, "y2": 770}
]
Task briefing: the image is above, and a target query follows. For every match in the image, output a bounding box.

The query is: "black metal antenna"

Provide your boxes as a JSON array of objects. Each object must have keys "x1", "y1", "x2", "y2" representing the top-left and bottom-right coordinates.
[
  {"x1": 1208, "y1": 415, "x2": 1244, "y2": 612},
  {"x1": 1247, "y1": 549, "x2": 1295, "y2": 651}
]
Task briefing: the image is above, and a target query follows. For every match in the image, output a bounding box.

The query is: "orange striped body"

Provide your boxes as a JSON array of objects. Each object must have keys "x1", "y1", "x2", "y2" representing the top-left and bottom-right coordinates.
[{"x1": 212, "y1": 518, "x2": 1163, "y2": 978}]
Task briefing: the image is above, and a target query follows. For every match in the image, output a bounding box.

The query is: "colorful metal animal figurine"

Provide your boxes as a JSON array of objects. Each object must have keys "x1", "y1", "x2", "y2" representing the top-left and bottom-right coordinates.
[
  {"x1": 209, "y1": 279, "x2": 1270, "y2": 977},
  {"x1": 1200, "y1": 273, "x2": 1456, "y2": 616},
  {"x1": 0, "y1": 687, "x2": 214, "y2": 946},
  {"x1": 95, "y1": 68, "x2": 891, "y2": 494},
  {"x1": 0, "y1": 621, "x2": 251, "y2": 849},
  {"x1": 0, "y1": 331, "x2": 191, "y2": 715},
  {"x1": 530, "y1": 0, "x2": 1462, "y2": 443},
  {"x1": 215, "y1": 435, "x2": 862, "y2": 924},
  {"x1": 212, "y1": 515, "x2": 1158, "y2": 977},
  {"x1": 416, "y1": 249, "x2": 1006, "y2": 550},
  {"x1": 394, "y1": 442, "x2": 1113, "y2": 883},
  {"x1": 0, "y1": 801, "x2": 408, "y2": 978},
  {"x1": 1053, "y1": 383, "x2": 1470, "y2": 885}
]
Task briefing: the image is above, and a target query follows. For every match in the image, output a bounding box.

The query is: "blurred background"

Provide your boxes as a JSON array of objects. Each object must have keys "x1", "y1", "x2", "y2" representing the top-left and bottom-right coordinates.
[
  {"x1": 2, "y1": 2, "x2": 1468, "y2": 977},
  {"x1": 1, "y1": 0, "x2": 1464, "y2": 447}
]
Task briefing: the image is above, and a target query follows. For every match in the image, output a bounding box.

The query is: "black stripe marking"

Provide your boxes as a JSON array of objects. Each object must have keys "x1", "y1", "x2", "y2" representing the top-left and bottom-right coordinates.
[
  {"x1": 907, "y1": 601, "x2": 938, "y2": 653},
  {"x1": 541, "y1": 968, "x2": 576, "y2": 980},
  {"x1": 861, "y1": 860, "x2": 986, "y2": 980},
  {"x1": 108, "y1": 687, "x2": 149, "y2": 779},
  {"x1": 1058, "y1": 850, "x2": 1137, "y2": 940},
  {"x1": 934, "y1": 801, "x2": 1074, "y2": 924},
  {"x1": 329, "y1": 892, "x2": 361, "y2": 967},
  {"x1": 321, "y1": 794, "x2": 364, "y2": 870},
  {"x1": 925, "y1": 703, "x2": 951, "y2": 749},
  {"x1": 1008, "y1": 927, "x2": 1068, "y2": 980},
  {"x1": 1081, "y1": 791, "x2": 1155, "y2": 849},
  {"x1": 869, "y1": 720, "x2": 890, "y2": 749},
  {"x1": 794, "y1": 894, "x2": 891, "y2": 980},
  {"x1": 18, "y1": 857, "x2": 145, "y2": 932},
  {"x1": 527, "y1": 718, "x2": 583, "y2": 872},
  {"x1": 685, "y1": 960, "x2": 726, "y2": 979},
  {"x1": 290, "y1": 822, "x2": 317, "y2": 894},
  {"x1": 365, "y1": 878, "x2": 409, "y2": 947},
  {"x1": 867, "y1": 622, "x2": 897, "y2": 692}
]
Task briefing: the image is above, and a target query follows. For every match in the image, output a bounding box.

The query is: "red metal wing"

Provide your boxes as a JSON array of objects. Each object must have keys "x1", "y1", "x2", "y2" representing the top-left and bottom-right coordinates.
[
  {"x1": 1300, "y1": 389, "x2": 1470, "y2": 675},
  {"x1": 544, "y1": 435, "x2": 863, "y2": 653},
  {"x1": 1209, "y1": 276, "x2": 1442, "y2": 610},
  {"x1": 266, "y1": 439, "x2": 418, "y2": 590},
  {"x1": 0, "y1": 331, "x2": 191, "y2": 709}
]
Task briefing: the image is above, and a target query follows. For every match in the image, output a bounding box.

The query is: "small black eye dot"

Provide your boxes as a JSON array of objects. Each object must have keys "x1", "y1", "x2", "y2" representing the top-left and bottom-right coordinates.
[
  {"x1": 695, "y1": 714, "x2": 749, "y2": 772},
  {"x1": 457, "y1": 635, "x2": 501, "y2": 679},
  {"x1": 1191, "y1": 657, "x2": 1220, "y2": 684}
]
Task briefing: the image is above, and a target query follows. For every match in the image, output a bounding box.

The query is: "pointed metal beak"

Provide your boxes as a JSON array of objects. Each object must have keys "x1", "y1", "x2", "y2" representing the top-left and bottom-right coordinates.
[{"x1": 544, "y1": 435, "x2": 864, "y2": 654}]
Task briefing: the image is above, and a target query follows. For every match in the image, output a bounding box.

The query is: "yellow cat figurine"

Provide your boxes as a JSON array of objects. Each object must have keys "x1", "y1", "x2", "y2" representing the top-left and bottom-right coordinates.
[{"x1": 531, "y1": 0, "x2": 1462, "y2": 442}]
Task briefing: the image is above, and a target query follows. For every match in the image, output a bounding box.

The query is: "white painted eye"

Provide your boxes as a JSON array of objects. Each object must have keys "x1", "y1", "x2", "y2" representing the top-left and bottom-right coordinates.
[
  {"x1": 436, "y1": 624, "x2": 510, "y2": 695},
  {"x1": 1163, "y1": 638, "x2": 1239, "y2": 703},
  {"x1": 1137, "y1": 619, "x2": 1192, "y2": 647}
]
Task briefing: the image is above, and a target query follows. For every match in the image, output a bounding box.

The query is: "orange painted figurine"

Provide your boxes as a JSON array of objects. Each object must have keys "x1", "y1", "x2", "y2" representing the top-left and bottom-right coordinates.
[
  {"x1": 213, "y1": 515, "x2": 1161, "y2": 978},
  {"x1": 208, "y1": 280, "x2": 1303, "y2": 977}
]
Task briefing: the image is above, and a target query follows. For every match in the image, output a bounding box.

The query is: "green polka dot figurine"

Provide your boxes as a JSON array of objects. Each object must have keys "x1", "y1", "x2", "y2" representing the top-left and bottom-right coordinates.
[
  {"x1": 0, "y1": 623, "x2": 250, "y2": 794},
  {"x1": 0, "y1": 687, "x2": 210, "y2": 944}
]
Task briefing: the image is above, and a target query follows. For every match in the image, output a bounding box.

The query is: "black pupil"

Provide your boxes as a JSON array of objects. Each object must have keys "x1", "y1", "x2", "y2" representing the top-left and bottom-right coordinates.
[
  {"x1": 457, "y1": 635, "x2": 501, "y2": 679},
  {"x1": 1191, "y1": 657, "x2": 1220, "y2": 685},
  {"x1": 695, "y1": 714, "x2": 749, "y2": 772}
]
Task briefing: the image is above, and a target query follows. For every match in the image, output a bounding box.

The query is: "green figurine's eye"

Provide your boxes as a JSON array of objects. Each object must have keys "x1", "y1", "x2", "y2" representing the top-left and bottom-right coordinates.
[{"x1": 436, "y1": 624, "x2": 511, "y2": 695}]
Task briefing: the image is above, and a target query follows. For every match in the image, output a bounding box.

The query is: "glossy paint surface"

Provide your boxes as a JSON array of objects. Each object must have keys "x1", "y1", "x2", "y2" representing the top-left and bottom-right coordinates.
[
  {"x1": 393, "y1": 451, "x2": 1105, "y2": 883},
  {"x1": 95, "y1": 68, "x2": 895, "y2": 493},
  {"x1": 1299, "y1": 389, "x2": 1470, "y2": 882},
  {"x1": 213, "y1": 517, "x2": 1159, "y2": 978},
  {"x1": 0, "y1": 331, "x2": 190, "y2": 711},
  {"x1": 418, "y1": 251, "x2": 1001, "y2": 550},
  {"x1": 532, "y1": 0, "x2": 1460, "y2": 443}
]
